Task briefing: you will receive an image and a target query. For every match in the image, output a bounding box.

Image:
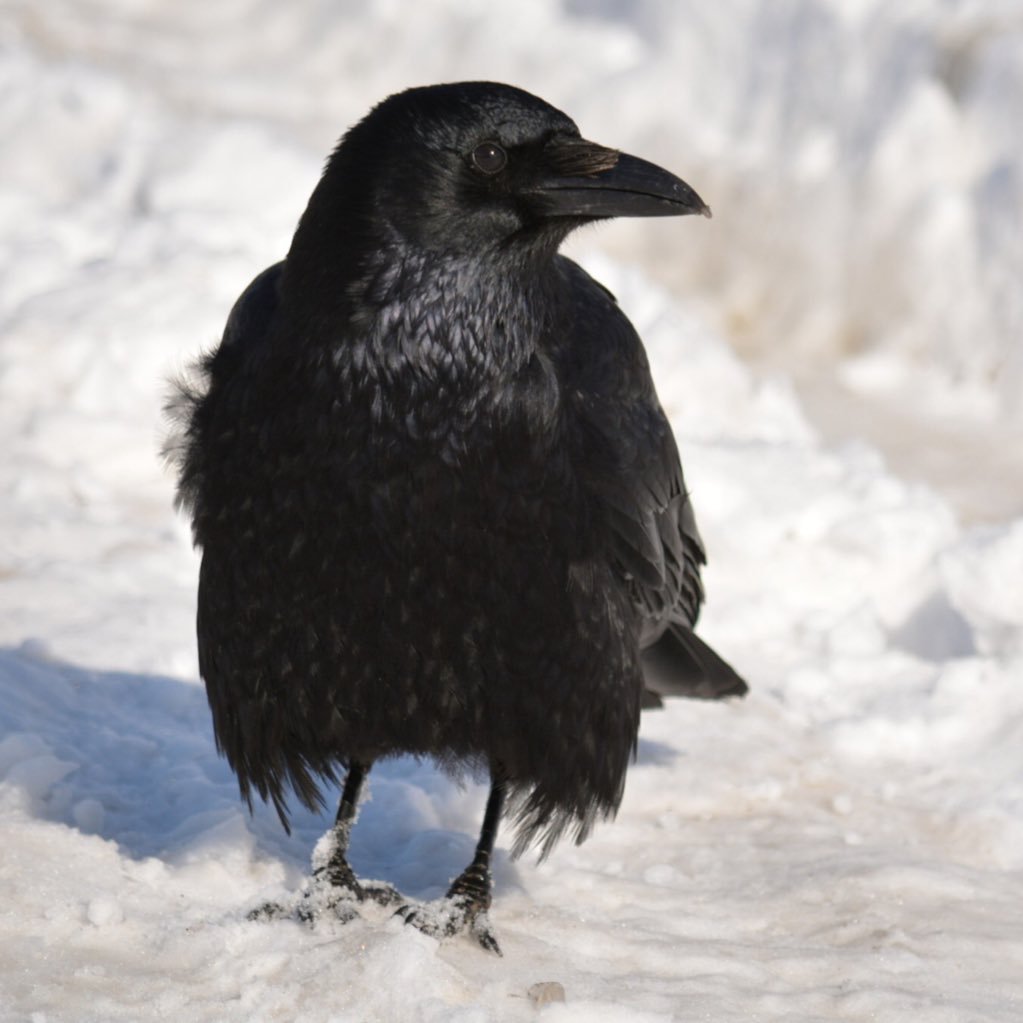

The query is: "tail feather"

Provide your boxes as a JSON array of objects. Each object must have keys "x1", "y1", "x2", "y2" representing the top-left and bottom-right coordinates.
[{"x1": 641, "y1": 625, "x2": 747, "y2": 706}]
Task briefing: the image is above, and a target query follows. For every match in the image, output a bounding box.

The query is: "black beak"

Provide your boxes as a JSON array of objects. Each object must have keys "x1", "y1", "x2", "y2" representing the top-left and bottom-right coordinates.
[{"x1": 524, "y1": 140, "x2": 711, "y2": 220}]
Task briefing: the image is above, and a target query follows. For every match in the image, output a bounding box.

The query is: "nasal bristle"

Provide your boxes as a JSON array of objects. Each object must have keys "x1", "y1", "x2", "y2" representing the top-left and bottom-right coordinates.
[{"x1": 546, "y1": 141, "x2": 620, "y2": 178}]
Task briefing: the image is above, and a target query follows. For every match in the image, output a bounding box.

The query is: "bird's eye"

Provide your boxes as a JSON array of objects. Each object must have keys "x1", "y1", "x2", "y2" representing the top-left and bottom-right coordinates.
[{"x1": 471, "y1": 142, "x2": 507, "y2": 175}]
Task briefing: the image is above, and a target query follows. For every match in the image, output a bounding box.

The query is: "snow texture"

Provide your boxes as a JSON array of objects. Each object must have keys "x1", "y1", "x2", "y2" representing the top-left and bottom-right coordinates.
[{"x1": 1, "y1": 2, "x2": 1022, "y2": 1021}]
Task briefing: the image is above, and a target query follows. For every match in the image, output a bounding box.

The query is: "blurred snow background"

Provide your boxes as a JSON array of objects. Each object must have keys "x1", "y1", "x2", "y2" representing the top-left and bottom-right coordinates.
[
  {"x1": 1, "y1": 1, "x2": 1021, "y2": 1021},
  {"x1": 4, "y1": 0, "x2": 1021, "y2": 519}
]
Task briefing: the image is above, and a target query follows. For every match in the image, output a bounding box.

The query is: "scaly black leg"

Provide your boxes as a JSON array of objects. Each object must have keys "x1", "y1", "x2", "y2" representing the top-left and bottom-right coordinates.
[
  {"x1": 305, "y1": 759, "x2": 402, "y2": 917},
  {"x1": 398, "y1": 770, "x2": 507, "y2": 954},
  {"x1": 445, "y1": 774, "x2": 505, "y2": 909},
  {"x1": 250, "y1": 760, "x2": 400, "y2": 924},
  {"x1": 311, "y1": 759, "x2": 370, "y2": 894}
]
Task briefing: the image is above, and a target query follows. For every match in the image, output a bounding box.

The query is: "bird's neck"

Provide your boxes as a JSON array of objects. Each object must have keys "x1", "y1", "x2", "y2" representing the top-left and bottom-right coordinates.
[
  {"x1": 279, "y1": 235, "x2": 563, "y2": 458},
  {"x1": 314, "y1": 243, "x2": 549, "y2": 396}
]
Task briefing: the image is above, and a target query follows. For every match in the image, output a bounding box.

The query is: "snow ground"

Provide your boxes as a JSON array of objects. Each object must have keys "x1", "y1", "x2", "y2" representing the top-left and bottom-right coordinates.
[{"x1": 1, "y1": 2, "x2": 1022, "y2": 1021}]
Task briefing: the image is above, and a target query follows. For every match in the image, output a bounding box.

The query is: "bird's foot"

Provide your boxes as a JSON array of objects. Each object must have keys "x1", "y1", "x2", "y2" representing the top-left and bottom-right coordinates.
[
  {"x1": 246, "y1": 899, "x2": 292, "y2": 923},
  {"x1": 311, "y1": 853, "x2": 402, "y2": 908},
  {"x1": 246, "y1": 882, "x2": 363, "y2": 925},
  {"x1": 396, "y1": 863, "x2": 501, "y2": 955},
  {"x1": 296, "y1": 876, "x2": 363, "y2": 925},
  {"x1": 247, "y1": 853, "x2": 401, "y2": 925}
]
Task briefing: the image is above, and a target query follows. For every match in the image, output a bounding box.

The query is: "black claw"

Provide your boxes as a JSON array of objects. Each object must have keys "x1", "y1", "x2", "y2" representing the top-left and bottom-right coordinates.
[
  {"x1": 298, "y1": 887, "x2": 361, "y2": 925},
  {"x1": 470, "y1": 915, "x2": 502, "y2": 956},
  {"x1": 247, "y1": 885, "x2": 364, "y2": 927},
  {"x1": 396, "y1": 892, "x2": 502, "y2": 955},
  {"x1": 247, "y1": 900, "x2": 289, "y2": 922},
  {"x1": 359, "y1": 880, "x2": 403, "y2": 907},
  {"x1": 394, "y1": 902, "x2": 422, "y2": 927}
]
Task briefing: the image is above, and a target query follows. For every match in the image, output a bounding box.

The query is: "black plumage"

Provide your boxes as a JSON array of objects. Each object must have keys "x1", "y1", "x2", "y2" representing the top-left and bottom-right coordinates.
[{"x1": 168, "y1": 81, "x2": 746, "y2": 951}]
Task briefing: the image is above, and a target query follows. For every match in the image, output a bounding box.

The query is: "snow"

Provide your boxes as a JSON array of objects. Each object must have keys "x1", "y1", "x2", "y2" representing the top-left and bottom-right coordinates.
[{"x1": 1, "y1": 1, "x2": 1022, "y2": 1020}]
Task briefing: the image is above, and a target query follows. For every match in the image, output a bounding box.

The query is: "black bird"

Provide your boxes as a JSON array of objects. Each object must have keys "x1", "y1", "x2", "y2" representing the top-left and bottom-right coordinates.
[{"x1": 168, "y1": 81, "x2": 746, "y2": 953}]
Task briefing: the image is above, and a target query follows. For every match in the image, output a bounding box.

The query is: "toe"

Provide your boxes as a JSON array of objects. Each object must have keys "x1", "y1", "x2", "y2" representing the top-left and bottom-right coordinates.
[
  {"x1": 360, "y1": 880, "x2": 403, "y2": 907},
  {"x1": 469, "y1": 914, "x2": 502, "y2": 956},
  {"x1": 397, "y1": 895, "x2": 502, "y2": 954},
  {"x1": 247, "y1": 900, "x2": 289, "y2": 922}
]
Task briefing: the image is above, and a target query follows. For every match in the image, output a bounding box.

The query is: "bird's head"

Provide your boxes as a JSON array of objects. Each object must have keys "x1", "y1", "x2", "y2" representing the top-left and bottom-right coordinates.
[{"x1": 299, "y1": 82, "x2": 710, "y2": 263}]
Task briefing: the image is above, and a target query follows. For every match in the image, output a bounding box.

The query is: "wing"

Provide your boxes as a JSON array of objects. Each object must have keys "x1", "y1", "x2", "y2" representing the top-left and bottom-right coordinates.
[
  {"x1": 166, "y1": 262, "x2": 337, "y2": 825},
  {"x1": 550, "y1": 257, "x2": 746, "y2": 702},
  {"x1": 164, "y1": 262, "x2": 284, "y2": 526},
  {"x1": 212, "y1": 261, "x2": 285, "y2": 379}
]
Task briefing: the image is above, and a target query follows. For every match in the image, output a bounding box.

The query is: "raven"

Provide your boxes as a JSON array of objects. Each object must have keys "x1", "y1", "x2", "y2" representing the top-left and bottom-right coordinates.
[{"x1": 168, "y1": 81, "x2": 746, "y2": 953}]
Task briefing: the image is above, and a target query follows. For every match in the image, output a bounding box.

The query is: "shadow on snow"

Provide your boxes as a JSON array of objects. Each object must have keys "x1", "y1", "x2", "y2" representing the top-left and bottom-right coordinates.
[{"x1": 0, "y1": 644, "x2": 526, "y2": 899}]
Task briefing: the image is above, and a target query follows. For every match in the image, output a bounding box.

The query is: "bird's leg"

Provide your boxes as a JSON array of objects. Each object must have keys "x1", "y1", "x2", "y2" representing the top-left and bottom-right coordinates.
[
  {"x1": 446, "y1": 774, "x2": 505, "y2": 910},
  {"x1": 310, "y1": 759, "x2": 368, "y2": 894},
  {"x1": 398, "y1": 772, "x2": 506, "y2": 955},
  {"x1": 309, "y1": 760, "x2": 401, "y2": 910},
  {"x1": 250, "y1": 760, "x2": 400, "y2": 924}
]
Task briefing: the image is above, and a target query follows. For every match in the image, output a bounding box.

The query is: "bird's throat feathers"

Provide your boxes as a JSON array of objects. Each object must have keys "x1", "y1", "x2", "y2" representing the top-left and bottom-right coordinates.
[{"x1": 289, "y1": 242, "x2": 549, "y2": 401}]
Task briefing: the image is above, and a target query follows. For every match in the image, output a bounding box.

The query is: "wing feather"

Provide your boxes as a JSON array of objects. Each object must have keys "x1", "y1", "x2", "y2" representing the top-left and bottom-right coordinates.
[{"x1": 551, "y1": 257, "x2": 744, "y2": 701}]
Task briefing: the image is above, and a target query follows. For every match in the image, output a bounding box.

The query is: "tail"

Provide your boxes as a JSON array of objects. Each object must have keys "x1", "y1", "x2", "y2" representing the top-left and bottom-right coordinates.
[{"x1": 641, "y1": 625, "x2": 747, "y2": 708}]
